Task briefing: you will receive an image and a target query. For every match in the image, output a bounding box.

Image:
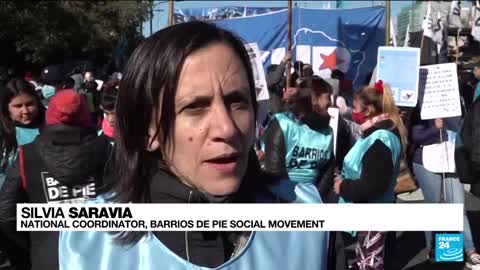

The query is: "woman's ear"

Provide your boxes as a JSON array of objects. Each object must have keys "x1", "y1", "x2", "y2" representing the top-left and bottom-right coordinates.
[
  {"x1": 146, "y1": 126, "x2": 160, "y2": 152},
  {"x1": 364, "y1": 105, "x2": 375, "y2": 118}
]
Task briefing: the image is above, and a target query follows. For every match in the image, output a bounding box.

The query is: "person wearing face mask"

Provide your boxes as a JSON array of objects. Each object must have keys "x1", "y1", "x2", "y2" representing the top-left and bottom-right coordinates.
[
  {"x1": 40, "y1": 65, "x2": 72, "y2": 107},
  {"x1": 98, "y1": 80, "x2": 119, "y2": 143},
  {"x1": 263, "y1": 76, "x2": 334, "y2": 203},
  {"x1": 58, "y1": 22, "x2": 330, "y2": 270},
  {"x1": 0, "y1": 78, "x2": 45, "y2": 270},
  {"x1": 95, "y1": 80, "x2": 119, "y2": 191},
  {"x1": 333, "y1": 81, "x2": 407, "y2": 270}
]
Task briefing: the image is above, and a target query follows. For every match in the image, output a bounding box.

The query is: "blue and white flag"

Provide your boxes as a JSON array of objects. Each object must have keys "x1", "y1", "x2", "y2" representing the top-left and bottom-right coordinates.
[{"x1": 214, "y1": 7, "x2": 386, "y2": 91}]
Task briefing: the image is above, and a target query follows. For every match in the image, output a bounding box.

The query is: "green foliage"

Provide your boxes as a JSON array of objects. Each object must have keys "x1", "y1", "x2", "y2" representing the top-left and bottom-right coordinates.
[{"x1": 0, "y1": 1, "x2": 150, "y2": 66}]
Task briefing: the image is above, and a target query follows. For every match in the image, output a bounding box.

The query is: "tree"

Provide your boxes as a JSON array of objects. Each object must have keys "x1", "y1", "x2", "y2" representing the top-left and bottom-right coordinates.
[{"x1": 0, "y1": 1, "x2": 150, "y2": 72}]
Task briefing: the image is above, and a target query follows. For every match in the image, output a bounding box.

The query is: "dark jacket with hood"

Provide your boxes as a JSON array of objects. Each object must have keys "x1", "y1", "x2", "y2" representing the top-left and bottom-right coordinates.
[
  {"x1": 148, "y1": 160, "x2": 271, "y2": 268},
  {"x1": 143, "y1": 150, "x2": 336, "y2": 269},
  {"x1": 457, "y1": 97, "x2": 480, "y2": 188},
  {"x1": 0, "y1": 124, "x2": 110, "y2": 270}
]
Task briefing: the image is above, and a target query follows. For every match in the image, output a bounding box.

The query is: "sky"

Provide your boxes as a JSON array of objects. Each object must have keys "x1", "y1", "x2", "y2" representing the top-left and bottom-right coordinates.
[{"x1": 143, "y1": 0, "x2": 413, "y2": 36}]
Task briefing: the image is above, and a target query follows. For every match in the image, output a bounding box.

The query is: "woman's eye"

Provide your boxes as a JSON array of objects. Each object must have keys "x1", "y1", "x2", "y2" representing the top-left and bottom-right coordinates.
[
  {"x1": 226, "y1": 94, "x2": 249, "y2": 110},
  {"x1": 182, "y1": 100, "x2": 210, "y2": 114},
  {"x1": 184, "y1": 107, "x2": 206, "y2": 114},
  {"x1": 230, "y1": 99, "x2": 248, "y2": 110}
]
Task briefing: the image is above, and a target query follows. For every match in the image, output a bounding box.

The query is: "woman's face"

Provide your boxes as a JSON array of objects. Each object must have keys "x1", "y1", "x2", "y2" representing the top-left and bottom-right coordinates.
[
  {"x1": 353, "y1": 97, "x2": 374, "y2": 118},
  {"x1": 352, "y1": 97, "x2": 363, "y2": 114},
  {"x1": 312, "y1": 92, "x2": 331, "y2": 115},
  {"x1": 158, "y1": 42, "x2": 255, "y2": 196},
  {"x1": 103, "y1": 109, "x2": 116, "y2": 127},
  {"x1": 473, "y1": 66, "x2": 480, "y2": 80},
  {"x1": 8, "y1": 93, "x2": 39, "y2": 125}
]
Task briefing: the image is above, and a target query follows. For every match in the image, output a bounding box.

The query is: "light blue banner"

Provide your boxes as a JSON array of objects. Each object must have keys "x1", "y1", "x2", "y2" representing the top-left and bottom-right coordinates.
[{"x1": 377, "y1": 47, "x2": 421, "y2": 107}]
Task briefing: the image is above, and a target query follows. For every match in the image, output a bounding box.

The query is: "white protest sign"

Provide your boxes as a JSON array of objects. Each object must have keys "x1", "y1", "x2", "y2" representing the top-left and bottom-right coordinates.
[
  {"x1": 328, "y1": 107, "x2": 339, "y2": 156},
  {"x1": 422, "y1": 143, "x2": 456, "y2": 173},
  {"x1": 420, "y1": 63, "x2": 461, "y2": 120},
  {"x1": 245, "y1": 43, "x2": 269, "y2": 101},
  {"x1": 422, "y1": 130, "x2": 457, "y2": 173},
  {"x1": 377, "y1": 47, "x2": 421, "y2": 107}
]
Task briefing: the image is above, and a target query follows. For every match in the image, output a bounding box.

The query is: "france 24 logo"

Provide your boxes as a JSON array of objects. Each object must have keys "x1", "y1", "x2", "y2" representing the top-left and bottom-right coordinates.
[{"x1": 435, "y1": 233, "x2": 464, "y2": 262}]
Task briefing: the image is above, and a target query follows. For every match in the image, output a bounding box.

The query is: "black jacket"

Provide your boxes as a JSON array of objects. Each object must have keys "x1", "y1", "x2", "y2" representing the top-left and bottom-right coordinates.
[
  {"x1": 97, "y1": 132, "x2": 115, "y2": 192},
  {"x1": 146, "y1": 151, "x2": 338, "y2": 269},
  {"x1": 148, "y1": 151, "x2": 277, "y2": 268},
  {"x1": 262, "y1": 113, "x2": 336, "y2": 203},
  {"x1": 339, "y1": 120, "x2": 401, "y2": 203},
  {"x1": 456, "y1": 97, "x2": 480, "y2": 185},
  {"x1": 0, "y1": 124, "x2": 110, "y2": 270},
  {"x1": 460, "y1": 76, "x2": 478, "y2": 109}
]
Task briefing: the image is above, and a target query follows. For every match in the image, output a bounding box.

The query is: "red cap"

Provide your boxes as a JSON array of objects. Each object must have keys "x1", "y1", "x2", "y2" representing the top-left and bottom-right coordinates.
[{"x1": 46, "y1": 90, "x2": 90, "y2": 127}]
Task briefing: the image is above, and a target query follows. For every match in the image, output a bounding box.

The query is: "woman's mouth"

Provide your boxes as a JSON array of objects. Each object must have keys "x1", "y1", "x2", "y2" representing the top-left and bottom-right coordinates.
[
  {"x1": 21, "y1": 117, "x2": 33, "y2": 123},
  {"x1": 204, "y1": 153, "x2": 240, "y2": 173}
]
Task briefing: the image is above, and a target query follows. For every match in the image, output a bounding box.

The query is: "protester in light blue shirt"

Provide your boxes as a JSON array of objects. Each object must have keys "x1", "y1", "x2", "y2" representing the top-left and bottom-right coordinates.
[{"x1": 59, "y1": 21, "x2": 330, "y2": 270}]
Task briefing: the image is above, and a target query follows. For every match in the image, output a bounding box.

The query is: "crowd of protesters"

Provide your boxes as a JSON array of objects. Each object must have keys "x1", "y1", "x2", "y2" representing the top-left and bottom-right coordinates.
[
  {"x1": 261, "y1": 42, "x2": 480, "y2": 269},
  {"x1": 0, "y1": 63, "x2": 119, "y2": 270},
  {"x1": 0, "y1": 21, "x2": 478, "y2": 270}
]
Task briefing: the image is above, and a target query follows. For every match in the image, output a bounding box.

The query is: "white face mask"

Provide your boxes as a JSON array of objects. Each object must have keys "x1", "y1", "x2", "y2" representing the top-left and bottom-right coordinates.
[{"x1": 41, "y1": 85, "x2": 56, "y2": 99}]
